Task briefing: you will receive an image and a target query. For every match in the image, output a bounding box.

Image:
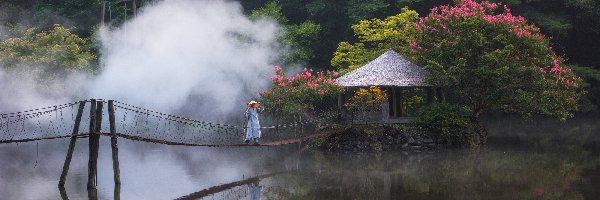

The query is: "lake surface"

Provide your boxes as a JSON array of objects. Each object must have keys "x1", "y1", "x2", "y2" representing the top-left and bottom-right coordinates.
[{"x1": 1, "y1": 116, "x2": 599, "y2": 200}]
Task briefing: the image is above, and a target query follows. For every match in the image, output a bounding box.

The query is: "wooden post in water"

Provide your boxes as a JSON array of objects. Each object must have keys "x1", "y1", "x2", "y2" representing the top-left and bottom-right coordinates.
[
  {"x1": 94, "y1": 101, "x2": 103, "y2": 183},
  {"x1": 88, "y1": 187, "x2": 98, "y2": 200},
  {"x1": 87, "y1": 99, "x2": 98, "y2": 189},
  {"x1": 108, "y1": 100, "x2": 121, "y2": 191},
  {"x1": 59, "y1": 101, "x2": 86, "y2": 187},
  {"x1": 59, "y1": 184, "x2": 69, "y2": 200}
]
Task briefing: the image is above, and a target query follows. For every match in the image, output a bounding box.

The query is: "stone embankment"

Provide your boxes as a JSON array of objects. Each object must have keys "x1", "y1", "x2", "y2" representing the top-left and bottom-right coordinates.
[{"x1": 313, "y1": 124, "x2": 439, "y2": 152}]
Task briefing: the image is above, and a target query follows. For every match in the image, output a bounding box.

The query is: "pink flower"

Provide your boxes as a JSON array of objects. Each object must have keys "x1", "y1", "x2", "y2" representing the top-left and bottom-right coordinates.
[
  {"x1": 274, "y1": 66, "x2": 282, "y2": 72},
  {"x1": 409, "y1": 42, "x2": 418, "y2": 48},
  {"x1": 318, "y1": 89, "x2": 325, "y2": 95}
]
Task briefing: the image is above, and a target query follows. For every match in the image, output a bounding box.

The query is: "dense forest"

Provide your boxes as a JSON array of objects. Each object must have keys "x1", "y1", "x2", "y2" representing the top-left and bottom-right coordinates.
[{"x1": 1, "y1": 0, "x2": 599, "y2": 111}]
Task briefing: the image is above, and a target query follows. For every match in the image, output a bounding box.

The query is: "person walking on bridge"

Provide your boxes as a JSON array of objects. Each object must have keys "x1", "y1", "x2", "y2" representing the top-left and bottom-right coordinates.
[{"x1": 245, "y1": 100, "x2": 264, "y2": 145}]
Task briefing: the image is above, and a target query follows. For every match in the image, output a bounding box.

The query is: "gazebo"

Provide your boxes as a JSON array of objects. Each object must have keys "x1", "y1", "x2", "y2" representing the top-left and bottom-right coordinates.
[{"x1": 336, "y1": 49, "x2": 440, "y2": 123}]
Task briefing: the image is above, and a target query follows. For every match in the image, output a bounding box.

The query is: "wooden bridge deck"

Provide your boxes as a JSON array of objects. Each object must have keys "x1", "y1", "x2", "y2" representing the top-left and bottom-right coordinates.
[{"x1": 100, "y1": 128, "x2": 345, "y2": 147}]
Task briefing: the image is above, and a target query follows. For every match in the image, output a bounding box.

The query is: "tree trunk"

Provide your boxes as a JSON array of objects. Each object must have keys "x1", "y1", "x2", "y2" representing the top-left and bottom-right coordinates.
[{"x1": 471, "y1": 112, "x2": 488, "y2": 146}]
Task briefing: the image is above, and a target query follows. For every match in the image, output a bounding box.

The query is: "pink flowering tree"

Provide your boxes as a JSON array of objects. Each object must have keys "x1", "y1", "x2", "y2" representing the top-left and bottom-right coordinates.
[
  {"x1": 411, "y1": 0, "x2": 584, "y2": 145},
  {"x1": 260, "y1": 66, "x2": 344, "y2": 115}
]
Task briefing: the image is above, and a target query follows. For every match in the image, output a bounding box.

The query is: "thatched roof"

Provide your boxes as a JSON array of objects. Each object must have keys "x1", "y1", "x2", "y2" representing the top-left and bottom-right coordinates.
[{"x1": 336, "y1": 49, "x2": 430, "y2": 87}]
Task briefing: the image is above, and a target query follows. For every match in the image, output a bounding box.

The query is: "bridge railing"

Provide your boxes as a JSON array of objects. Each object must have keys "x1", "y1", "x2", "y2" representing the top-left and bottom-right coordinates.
[
  {"x1": 0, "y1": 101, "x2": 86, "y2": 143},
  {"x1": 111, "y1": 100, "x2": 339, "y2": 146},
  {"x1": 0, "y1": 99, "x2": 339, "y2": 145}
]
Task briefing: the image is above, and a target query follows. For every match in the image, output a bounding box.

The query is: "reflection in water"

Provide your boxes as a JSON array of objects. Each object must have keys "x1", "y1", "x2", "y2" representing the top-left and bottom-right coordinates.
[
  {"x1": 247, "y1": 181, "x2": 263, "y2": 200},
  {"x1": 0, "y1": 116, "x2": 599, "y2": 199}
]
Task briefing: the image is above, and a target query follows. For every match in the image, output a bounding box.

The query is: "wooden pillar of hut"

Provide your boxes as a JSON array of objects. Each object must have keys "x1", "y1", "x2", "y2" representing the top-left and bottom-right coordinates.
[
  {"x1": 390, "y1": 87, "x2": 397, "y2": 118},
  {"x1": 396, "y1": 88, "x2": 404, "y2": 117},
  {"x1": 426, "y1": 87, "x2": 434, "y2": 105},
  {"x1": 395, "y1": 87, "x2": 403, "y2": 117},
  {"x1": 436, "y1": 87, "x2": 445, "y2": 103}
]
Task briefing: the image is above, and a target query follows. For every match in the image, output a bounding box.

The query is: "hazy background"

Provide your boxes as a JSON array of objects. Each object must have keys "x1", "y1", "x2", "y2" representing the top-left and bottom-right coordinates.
[{"x1": 1, "y1": 0, "x2": 283, "y2": 121}]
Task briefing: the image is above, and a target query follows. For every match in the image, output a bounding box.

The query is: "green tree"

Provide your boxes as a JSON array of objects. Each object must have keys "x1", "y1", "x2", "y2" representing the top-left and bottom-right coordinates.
[
  {"x1": 564, "y1": 0, "x2": 600, "y2": 68},
  {"x1": 346, "y1": 0, "x2": 390, "y2": 23},
  {"x1": 250, "y1": 1, "x2": 321, "y2": 65},
  {"x1": 331, "y1": 7, "x2": 419, "y2": 73},
  {"x1": 0, "y1": 24, "x2": 96, "y2": 76},
  {"x1": 33, "y1": 0, "x2": 133, "y2": 36},
  {"x1": 411, "y1": 0, "x2": 583, "y2": 145}
]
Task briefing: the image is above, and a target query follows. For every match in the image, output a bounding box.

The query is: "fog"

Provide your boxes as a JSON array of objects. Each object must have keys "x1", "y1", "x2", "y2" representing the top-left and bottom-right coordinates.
[
  {"x1": 0, "y1": 138, "x2": 294, "y2": 199},
  {"x1": 0, "y1": 1, "x2": 288, "y2": 199},
  {"x1": 92, "y1": 0, "x2": 280, "y2": 120},
  {"x1": 1, "y1": 0, "x2": 282, "y2": 121}
]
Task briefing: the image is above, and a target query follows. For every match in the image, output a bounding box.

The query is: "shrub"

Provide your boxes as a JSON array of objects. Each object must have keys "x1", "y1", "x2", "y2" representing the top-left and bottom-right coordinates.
[
  {"x1": 414, "y1": 103, "x2": 473, "y2": 146},
  {"x1": 260, "y1": 66, "x2": 343, "y2": 115}
]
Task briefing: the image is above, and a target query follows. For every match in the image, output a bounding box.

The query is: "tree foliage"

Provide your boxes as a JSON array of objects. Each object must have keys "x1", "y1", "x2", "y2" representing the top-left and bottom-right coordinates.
[
  {"x1": 0, "y1": 24, "x2": 95, "y2": 75},
  {"x1": 32, "y1": 0, "x2": 135, "y2": 35},
  {"x1": 411, "y1": 0, "x2": 584, "y2": 144},
  {"x1": 331, "y1": 7, "x2": 419, "y2": 73},
  {"x1": 413, "y1": 0, "x2": 582, "y2": 119},
  {"x1": 345, "y1": 0, "x2": 390, "y2": 23},
  {"x1": 250, "y1": 1, "x2": 321, "y2": 65}
]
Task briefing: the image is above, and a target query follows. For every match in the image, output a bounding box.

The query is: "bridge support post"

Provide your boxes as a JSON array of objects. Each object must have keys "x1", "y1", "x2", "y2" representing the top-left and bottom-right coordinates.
[
  {"x1": 58, "y1": 101, "x2": 86, "y2": 187},
  {"x1": 88, "y1": 99, "x2": 102, "y2": 189},
  {"x1": 108, "y1": 100, "x2": 121, "y2": 199}
]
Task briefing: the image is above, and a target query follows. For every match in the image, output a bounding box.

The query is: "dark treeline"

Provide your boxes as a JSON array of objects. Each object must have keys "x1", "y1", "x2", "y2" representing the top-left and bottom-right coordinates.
[{"x1": 1, "y1": 0, "x2": 599, "y2": 111}]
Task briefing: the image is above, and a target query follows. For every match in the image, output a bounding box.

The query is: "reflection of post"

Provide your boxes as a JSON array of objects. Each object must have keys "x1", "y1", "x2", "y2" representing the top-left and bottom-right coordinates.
[
  {"x1": 59, "y1": 101, "x2": 86, "y2": 187},
  {"x1": 383, "y1": 173, "x2": 391, "y2": 200},
  {"x1": 298, "y1": 115, "x2": 302, "y2": 148},
  {"x1": 247, "y1": 182, "x2": 263, "y2": 200},
  {"x1": 108, "y1": 100, "x2": 121, "y2": 199}
]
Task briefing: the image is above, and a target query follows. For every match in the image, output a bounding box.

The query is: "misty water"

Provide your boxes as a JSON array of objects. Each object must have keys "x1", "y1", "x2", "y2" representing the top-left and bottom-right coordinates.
[{"x1": 1, "y1": 116, "x2": 599, "y2": 200}]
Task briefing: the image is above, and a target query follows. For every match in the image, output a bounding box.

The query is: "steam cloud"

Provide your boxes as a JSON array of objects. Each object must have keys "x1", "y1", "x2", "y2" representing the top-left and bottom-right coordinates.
[
  {"x1": 1, "y1": 0, "x2": 282, "y2": 121},
  {"x1": 93, "y1": 0, "x2": 280, "y2": 119}
]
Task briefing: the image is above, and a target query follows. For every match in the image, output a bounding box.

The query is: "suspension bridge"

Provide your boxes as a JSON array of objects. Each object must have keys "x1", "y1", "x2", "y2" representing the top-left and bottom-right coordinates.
[
  {"x1": 0, "y1": 99, "x2": 345, "y2": 193},
  {"x1": 0, "y1": 99, "x2": 341, "y2": 146}
]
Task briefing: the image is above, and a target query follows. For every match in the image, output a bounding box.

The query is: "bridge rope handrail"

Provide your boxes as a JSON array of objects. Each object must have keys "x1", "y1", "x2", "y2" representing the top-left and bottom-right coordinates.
[
  {"x1": 0, "y1": 101, "x2": 80, "y2": 118},
  {"x1": 114, "y1": 101, "x2": 339, "y2": 130},
  {"x1": 114, "y1": 105, "x2": 235, "y2": 130},
  {"x1": 0, "y1": 103, "x2": 77, "y2": 127},
  {"x1": 114, "y1": 101, "x2": 240, "y2": 129}
]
